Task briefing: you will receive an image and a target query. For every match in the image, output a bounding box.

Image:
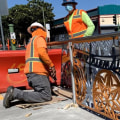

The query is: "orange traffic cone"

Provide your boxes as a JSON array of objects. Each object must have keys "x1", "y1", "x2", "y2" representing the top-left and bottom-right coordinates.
[
  {"x1": 18, "y1": 44, "x2": 21, "y2": 48},
  {"x1": 0, "y1": 94, "x2": 3, "y2": 100}
]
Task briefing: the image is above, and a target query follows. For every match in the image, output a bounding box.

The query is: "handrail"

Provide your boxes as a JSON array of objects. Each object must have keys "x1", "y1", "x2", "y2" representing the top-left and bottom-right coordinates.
[
  {"x1": 47, "y1": 31, "x2": 120, "y2": 119},
  {"x1": 47, "y1": 31, "x2": 120, "y2": 46}
]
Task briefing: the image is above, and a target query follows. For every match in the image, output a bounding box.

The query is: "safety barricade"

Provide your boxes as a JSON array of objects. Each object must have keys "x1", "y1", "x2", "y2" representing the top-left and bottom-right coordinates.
[{"x1": 0, "y1": 49, "x2": 62, "y2": 93}]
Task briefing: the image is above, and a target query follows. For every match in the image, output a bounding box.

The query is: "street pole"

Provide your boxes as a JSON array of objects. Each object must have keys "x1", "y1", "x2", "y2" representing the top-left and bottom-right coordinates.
[
  {"x1": 69, "y1": 42, "x2": 76, "y2": 104},
  {"x1": 41, "y1": 6, "x2": 45, "y2": 27},
  {"x1": 31, "y1": 0, "x2": 46, "y2": 27},
  {"x1": 42, "y1": 0, "x2": 45, "y2": 27},
  {"x1": 118, "y1": 15, "x2": 120, "y2": 31},
  {"x1": 38, "y1": 0, "x2": 45, "y2": 27},
  {"x1": 37, "y1": 6, "x2": 45, "y2": 27},
  {"x1": 0, "y1": 15, "x2": 6, "y2": 50},
  {"x1": 8, "y1": 24, "x2": 16, "y2": 50}
]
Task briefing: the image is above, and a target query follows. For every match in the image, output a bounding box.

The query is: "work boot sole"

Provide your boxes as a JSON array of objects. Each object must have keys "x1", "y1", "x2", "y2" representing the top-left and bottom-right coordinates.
[{"x1": 3, "y1": 86, "x2": 14, "y2": 108}]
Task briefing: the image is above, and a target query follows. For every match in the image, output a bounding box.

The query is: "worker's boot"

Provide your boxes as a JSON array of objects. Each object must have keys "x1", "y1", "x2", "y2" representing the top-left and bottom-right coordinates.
[{"x1": 3, "y1": 86, "x2": 14, "y2": 108}]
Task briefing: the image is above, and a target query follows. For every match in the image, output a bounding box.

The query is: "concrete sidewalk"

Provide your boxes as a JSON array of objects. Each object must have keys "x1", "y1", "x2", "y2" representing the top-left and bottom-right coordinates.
[{"x1": 0, "y1": 93, "x2": 108, "y2": 120}]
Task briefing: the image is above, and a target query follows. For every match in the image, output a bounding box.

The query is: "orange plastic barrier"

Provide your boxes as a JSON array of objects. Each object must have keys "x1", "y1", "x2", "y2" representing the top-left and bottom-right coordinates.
[{"x1": 0, "y1": 49, "x2": 62, "y2": 93}]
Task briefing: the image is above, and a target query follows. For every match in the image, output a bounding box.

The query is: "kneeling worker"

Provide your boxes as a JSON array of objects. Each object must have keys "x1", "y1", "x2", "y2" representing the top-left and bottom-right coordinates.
[{"x1": 3, "y1": 22, "x2": 56, "y2": 108}]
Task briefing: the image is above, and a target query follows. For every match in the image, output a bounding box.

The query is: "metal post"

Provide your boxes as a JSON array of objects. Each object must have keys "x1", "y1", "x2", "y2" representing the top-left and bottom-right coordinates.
[
  {"x1": 42, "y1": 0, "x2": 45, "y2": 27},
  {"x1": 118, "y1": 15, "x2": 120, "y2": 31},
  {"x1": 36, "y1": 0, "x2": 45, "y2": 27},
  {"x1": 0, "y1": 15, "x2": 6, "y2": 50},
  {"x1": 31, "y1": 1, "x2": 46, "y2": 27},
  {"x1": 68, "y1": 42, "x2": 76, "y2": 104},
  {"x1": 8, "y1": 24, "x2": 16, "y2": 50},
  {"x1": 41, "y1": 6, "x2": 45, "y2": 27}
]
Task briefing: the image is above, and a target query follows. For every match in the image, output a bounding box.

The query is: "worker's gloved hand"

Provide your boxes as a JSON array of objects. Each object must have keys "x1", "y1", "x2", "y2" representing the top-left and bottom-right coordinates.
[{"x1": 49, "y1": 66, "x2": 57, "y2": 81}]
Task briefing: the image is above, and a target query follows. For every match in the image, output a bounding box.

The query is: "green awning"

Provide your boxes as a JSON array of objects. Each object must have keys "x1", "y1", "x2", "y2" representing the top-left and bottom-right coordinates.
[{"x1": 98, "y1": 4, "x2": 120, "y2": 15}]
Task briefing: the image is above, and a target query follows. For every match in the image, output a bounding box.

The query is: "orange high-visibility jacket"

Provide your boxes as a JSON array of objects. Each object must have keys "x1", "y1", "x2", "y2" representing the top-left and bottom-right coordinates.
[
  {"x1": 24, "y1": 36, "x2": 49, "y2": 76},
  {"x1": 64, "y1": 9, "x2": 87, "y2": 39}
]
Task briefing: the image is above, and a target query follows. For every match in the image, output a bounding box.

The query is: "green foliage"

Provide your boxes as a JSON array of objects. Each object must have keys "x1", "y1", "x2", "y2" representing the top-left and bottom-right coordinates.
[{"x1": 2, "y1": 0, "x2": 55, "y2": 41}]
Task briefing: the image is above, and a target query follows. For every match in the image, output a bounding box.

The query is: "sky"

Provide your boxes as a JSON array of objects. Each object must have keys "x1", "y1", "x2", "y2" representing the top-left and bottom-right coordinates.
[{"x1": 7, "y1": 0, "x2": 120, "y2": 19}]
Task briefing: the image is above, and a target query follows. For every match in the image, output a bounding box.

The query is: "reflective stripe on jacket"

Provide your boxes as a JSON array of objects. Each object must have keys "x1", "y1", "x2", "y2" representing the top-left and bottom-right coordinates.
[
  {"x1": 64, "y1": 9, "x2": 87, "y2": 39},
  {"x1": 24, "y1": 36, "x2": 49, "y2": 76}
]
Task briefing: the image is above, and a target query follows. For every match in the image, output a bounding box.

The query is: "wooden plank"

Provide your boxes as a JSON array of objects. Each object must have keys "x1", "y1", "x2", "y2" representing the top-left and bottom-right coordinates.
[
  {"x1": 52, "y1": 87, "x2": 72, "y2": 99},
  {"x1": 16, "y1": 96, "x2": 68, "y2": 109}
]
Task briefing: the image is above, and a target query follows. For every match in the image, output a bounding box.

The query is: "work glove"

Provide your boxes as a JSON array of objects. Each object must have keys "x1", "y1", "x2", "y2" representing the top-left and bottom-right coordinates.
[{"x1": 49, "y1": 66, "x2": 57, "y2": 81}]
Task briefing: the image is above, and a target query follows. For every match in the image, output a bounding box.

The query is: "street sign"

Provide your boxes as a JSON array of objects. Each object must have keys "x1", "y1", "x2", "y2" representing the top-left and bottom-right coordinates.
[
  {"x1": 10, "y1": 32, "x2": 16, "y2": 39},
  {"x1": 46, "y1": 23, "x2": 50, "y2": 30},
  {"x1": 0, "y1": 0, "x2": 8, "y2": 16}
]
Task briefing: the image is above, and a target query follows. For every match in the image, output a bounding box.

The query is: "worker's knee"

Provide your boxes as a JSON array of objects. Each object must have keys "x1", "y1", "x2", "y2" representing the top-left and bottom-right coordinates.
[{"x1": 47, "y1": 96, "x2": 52, "y2": 101}]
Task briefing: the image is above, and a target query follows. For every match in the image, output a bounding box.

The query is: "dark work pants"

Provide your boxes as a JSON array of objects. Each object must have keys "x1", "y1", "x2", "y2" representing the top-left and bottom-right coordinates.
[{"x1": 13, "y1": 73, "x2": 52, "y2": 103}]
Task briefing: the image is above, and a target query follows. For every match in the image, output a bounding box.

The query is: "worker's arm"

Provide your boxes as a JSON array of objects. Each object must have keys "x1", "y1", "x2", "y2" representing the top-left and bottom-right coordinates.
[
  {"x1": 82, "y1": 11, "x2": 95, "y2": 37},
  {"x1": 38, "y1": 47, "x2": 54, "y2": 67},
  {"x1": 38, "y1": 47, "x2": 56, "y2": 80},
  {"x1": 37, "y1": 37, "x2": 56, "y2": 80},
  {"x1": 36, "y1": 37, "x2": 54, "y2": 67}
]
